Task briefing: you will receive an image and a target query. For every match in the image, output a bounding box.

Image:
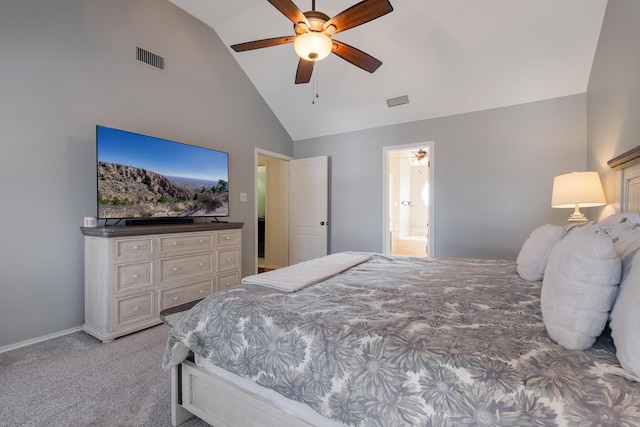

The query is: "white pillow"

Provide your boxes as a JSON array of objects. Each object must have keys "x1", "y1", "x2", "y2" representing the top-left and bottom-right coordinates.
[
  {"x1": 597, "y1": 212, "x2": 640, "y2": 242},
  {"x1": 541, "y1": 225, "x2": 621, "y2": 350},
  {"x1": 516, "y1": 224, "x2": 566, "y2": 281},
  {"x1": 608, "y1": 226, "x2": 640, "y2": 281},
  {"x1": 596, "y1": 213, "x2": 640, "y2": 280},
  {"x1": 610, "y1": 250, "x2": 640, "y2": 377}
]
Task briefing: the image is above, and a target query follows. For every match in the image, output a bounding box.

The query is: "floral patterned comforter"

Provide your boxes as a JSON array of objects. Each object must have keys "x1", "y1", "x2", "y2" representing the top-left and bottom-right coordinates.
[{"x1": 163, "y1": 254, "x2": 640, "y2": 426}]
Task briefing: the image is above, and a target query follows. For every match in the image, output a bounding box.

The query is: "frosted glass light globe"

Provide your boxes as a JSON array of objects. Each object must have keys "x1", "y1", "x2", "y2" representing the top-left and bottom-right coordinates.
[{"x1": 294, "y1": 32, "x2": 332, "y2": 61}]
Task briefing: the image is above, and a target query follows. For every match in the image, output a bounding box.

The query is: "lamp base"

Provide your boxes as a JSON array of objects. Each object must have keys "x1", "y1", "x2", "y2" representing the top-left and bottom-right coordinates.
[{"x1": 567, "y1": 205, "x2": 588, "y2": 222}]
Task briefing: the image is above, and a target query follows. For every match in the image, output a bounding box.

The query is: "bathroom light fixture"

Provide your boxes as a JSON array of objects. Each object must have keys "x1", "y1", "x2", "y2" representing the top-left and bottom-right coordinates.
[{"x1": 551, "y1": 171, "x2": 606, "y2": 221}]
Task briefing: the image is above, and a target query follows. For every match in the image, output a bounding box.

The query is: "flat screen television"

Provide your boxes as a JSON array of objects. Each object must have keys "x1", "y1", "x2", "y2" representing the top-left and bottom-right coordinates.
[{"x1": 96, "y1": 125, "x2": 229, "y2": 220}]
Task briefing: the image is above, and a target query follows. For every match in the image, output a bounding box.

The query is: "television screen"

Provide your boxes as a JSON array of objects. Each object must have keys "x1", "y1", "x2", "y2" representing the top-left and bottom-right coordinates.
[{"x1": 96, "y1": 125, "x2": 229, "y2": 219}]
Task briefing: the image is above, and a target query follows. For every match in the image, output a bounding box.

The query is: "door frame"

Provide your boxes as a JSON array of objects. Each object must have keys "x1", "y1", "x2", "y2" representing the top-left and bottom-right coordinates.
[
  {"x1": 382, "y1": 142, "x2": 435, "y2": 257},
  {"x1": 255, "y1": 148, "x2": 292, "y2": 274}
]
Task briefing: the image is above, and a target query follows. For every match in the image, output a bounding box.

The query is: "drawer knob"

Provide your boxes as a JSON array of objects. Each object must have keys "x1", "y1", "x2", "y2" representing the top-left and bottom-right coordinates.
[
  {"x1": 198, "y1": 262, "x2": 204, "y2": 267},
  {"x1": 199, "y1": 239, "x2": 204, "y2": 243},
  {"x1": 225, "y1": 236, "x2": 230, "y2": 240},
  {"x1": 172, "y1": 267, "x2": 179, "y2": 272},
  {"x1": 173, "y1": 296, "x2": 179, "y2": 301},
  {"x1": 199, "y1": 289, "x2": 204, "y2": 294},
  {"x1": 226, "y1": 257, "x2": 231, "y2": 262},
  {"x1": 133, "y1": 273, "x2": 139, "y2": 279},
  {"x1": 134, "y1": 306, "x2": 140, "y2": 312},
  {"x1": 133, "y1": 245, "x2": 140, "y2": 250},
  {"x1": 172, "y1": 241, "x2": 178, "y2": 246},
  {"x1": 225, "y1": 282, "x2": 230, "y2": 287}
]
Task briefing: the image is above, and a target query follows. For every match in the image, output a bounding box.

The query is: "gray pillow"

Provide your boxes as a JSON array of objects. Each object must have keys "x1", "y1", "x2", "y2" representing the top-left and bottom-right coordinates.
[
  {"x1": 541, "y1": 225, "x2": 621, "y2": 350},
  {"x1": 516, "y1": 224, "x2": 566, "y2": 281},
  {"x1": 610, "y1": 250, "x2": 640, "y2": 377}
]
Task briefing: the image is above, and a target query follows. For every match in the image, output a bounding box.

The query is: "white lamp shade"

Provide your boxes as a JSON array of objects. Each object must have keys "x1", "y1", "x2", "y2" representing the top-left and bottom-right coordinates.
[
  {"x1": 294, "y1": 32, "x2": 333, "y2": 61},
  {"x1": 551, "y1": 171, "x2": 606, "y2": 208}
]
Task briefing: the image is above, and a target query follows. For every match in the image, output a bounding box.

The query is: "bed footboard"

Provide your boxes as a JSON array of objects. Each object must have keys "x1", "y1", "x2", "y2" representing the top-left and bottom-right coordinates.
[{"x1": 172, "y1": 360, "x2": 314, "y2": 427}]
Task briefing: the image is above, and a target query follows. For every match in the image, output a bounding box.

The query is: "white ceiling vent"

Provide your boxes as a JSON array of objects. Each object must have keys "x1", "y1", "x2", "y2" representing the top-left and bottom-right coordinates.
[
  {"x1": 136, "y1": 46, "x2": 165, "y2": 71},
  {"x1": 386, "y1": 95, "x2": 409, "y2": 108}
]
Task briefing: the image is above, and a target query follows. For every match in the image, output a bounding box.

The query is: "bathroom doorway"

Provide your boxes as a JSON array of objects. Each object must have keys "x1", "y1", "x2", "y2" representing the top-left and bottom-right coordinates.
[{"x1": 384, "y1": 142, "x2": 434, "y2": 257}]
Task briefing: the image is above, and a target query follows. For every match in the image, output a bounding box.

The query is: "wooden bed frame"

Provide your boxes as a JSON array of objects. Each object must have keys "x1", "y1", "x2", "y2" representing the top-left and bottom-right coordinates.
[
  {"x1": 169, "y1": 145, "x2": 640, "y2": 427},
  {"x1": 171, "y1": 361, "x2": 315, "y2": 427},
  {"x1": 608, "y1": 145, "x2": 640, "y2": 212}
]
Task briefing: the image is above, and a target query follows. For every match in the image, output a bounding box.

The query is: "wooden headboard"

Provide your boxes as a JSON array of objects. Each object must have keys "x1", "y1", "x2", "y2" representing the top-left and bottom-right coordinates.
[{"x1": 608, "y1": 146, "x2": 640, "y2": 213}]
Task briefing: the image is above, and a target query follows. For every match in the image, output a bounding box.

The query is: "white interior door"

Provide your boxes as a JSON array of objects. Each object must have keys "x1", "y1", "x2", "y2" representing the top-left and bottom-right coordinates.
[{"x1": 289, "y1": 156, "x2": 328, "y2": 264}]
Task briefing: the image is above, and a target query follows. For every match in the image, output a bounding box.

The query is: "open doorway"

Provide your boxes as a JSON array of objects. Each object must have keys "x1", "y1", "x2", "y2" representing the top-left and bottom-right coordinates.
[
  {"x1": 256, "y1": 150, "x2": 291, "y2": 273},
  {"x1": 383, "y1": 142, "x2": 434, "y2": 257},
  {"x1": 255, "y1": 149, "x2": 330, "y2": 273}
]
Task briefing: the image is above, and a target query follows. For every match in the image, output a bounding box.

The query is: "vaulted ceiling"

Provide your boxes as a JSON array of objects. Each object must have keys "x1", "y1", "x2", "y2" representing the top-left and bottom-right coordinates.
[{"x1": 170, "y1": 0, "x2": 607, "y2": 141}]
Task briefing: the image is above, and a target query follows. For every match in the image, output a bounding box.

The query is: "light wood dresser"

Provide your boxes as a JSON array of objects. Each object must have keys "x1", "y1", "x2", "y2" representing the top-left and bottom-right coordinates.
[{"x1": 81, "y1": 222, "x2": 243, "y2": 342}]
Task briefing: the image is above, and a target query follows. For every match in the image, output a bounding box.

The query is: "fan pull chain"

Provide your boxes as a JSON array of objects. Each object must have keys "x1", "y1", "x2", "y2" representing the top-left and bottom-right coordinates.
[{"x1": 312, "y1": 63, "x2": 320, "y2": 105}]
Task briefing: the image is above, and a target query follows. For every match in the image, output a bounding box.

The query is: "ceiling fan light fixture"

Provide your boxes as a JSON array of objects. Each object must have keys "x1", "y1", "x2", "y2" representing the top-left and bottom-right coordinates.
[{"x1": 294, "y1": 32, "x2": 332, "y2": 61}]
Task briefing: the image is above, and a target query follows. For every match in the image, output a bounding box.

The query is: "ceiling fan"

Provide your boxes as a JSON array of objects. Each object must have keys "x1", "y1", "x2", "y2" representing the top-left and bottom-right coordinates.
[
  {"x1": 399, "y1": 149, "x2": 428, "y2": 165},
  {"x1": 230, "y1": 0, "x2": 393, "y2": 84},
  {"x1": 412, "y1": 149, "x2": 428, "y2": 162}
]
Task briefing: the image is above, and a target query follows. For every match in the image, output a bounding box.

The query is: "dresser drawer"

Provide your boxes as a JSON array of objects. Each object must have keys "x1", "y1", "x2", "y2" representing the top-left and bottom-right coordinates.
[
  {"x1": 216, "y1": 230, "x2": 240, "y2": 247},
  {"x1": 115, "y1": 261, "x2": 153, "y2": 293},
  {"x1": 114, "y1": 238, "x2": 154, "y2": 261},
  {"x1": 216, "y1": 248, "x2": 239, "y2": 272},
  {"x1": 217, "y1": 271, "x2": 240, "y2": 292},
  {"x1": 116, "y1": 292, "x2": 155, "y2": 326},
  {"x1": 160, "y1": 253, "x2": 213, "y2": 282},
  {"x1": 159, "y1": 233, "x2": 213, "y2": 254},
  {"x1": 161, "y1": 279, "x2": 212, "y2": 310}
]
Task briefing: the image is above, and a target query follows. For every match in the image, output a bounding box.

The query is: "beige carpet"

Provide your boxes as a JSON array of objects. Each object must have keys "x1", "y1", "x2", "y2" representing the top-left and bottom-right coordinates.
[{"x1": 0, "y1": 325, "x2": 209, "y2": 427}]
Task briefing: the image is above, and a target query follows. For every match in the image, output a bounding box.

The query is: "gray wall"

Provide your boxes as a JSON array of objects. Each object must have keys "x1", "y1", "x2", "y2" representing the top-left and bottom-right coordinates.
[
  {"x1": 294, "y1": 95, "x2": 587, "y2": 260},
  {"x1": 587, "y1": 0, "x2": 640, "y2": 208},
  {"x1": 0, "y1": 0, "x2": 292, "y2": 348}
]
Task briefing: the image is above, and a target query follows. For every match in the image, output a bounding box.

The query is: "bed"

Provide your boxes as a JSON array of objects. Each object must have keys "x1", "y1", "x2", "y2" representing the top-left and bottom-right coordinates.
[{"x1": 162, "y1": 148, "x2": 640, "y2": 427}]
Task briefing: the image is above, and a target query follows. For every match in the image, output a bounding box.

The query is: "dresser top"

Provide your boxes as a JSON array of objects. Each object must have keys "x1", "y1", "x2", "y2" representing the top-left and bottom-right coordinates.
[{"x1": 81, "y1": 222, "x2": 244, "y2": 238}]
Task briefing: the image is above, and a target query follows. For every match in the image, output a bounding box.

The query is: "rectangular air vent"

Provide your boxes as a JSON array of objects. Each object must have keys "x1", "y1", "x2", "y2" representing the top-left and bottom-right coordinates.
[
  {"x1": 136, "y1": 46, "x2": 165, "y2": 71},
  {"x1": 386, "y1": 95, "x2": 409, "y2": 108}
]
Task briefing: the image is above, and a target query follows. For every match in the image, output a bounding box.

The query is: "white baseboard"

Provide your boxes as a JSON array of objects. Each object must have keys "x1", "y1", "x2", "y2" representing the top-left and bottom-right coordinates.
[{"x1": 0, "y1": 326, "x2": 84, "y2": 354}]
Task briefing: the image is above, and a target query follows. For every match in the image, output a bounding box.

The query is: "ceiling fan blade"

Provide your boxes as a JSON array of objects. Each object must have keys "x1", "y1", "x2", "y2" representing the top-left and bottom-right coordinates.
[
  {"x1": 331, "y1": 40, "x2": 382, "y2": 73},
  {"x1": 324, "y1": 0, "x2": 393, "y2": 35},
  {"x1": 295, "y1": 59, "x2": 314, "y2": 84},
  {"x1": 231, "y1": 36, "x2": 296, "y2": 52},
  {"x1": 268, "y1": 0, "x2": 310, "y2": 28}
]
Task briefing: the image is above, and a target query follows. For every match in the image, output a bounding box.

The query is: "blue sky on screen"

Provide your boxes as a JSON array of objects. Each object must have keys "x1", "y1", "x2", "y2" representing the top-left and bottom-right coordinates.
[{"x1": 97, "y1": 126, "x2": 228, "y2": 182}]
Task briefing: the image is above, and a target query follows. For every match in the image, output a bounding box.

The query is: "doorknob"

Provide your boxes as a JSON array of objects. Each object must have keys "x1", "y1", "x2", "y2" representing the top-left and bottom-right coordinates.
[{"x1": 320, "y1": 221, "x2": 325, "y2": 225}]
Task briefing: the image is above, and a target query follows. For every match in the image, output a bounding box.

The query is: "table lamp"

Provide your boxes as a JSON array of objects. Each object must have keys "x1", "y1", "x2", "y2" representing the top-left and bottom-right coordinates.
[{"x1": 551, "y1": 171, "x2": 606, "y2": 221}]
